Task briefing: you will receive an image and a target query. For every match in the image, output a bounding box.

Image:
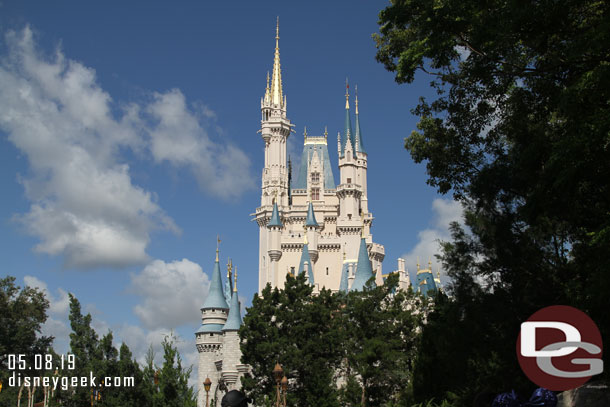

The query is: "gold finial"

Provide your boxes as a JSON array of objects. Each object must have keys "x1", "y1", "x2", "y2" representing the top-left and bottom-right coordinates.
[
  {"x1": 216, "y1": 235, "x2": 221, "y2": 261},
  {"x1": 303, "y1": 223, "x2": 308, "y2": 245},
  {"x1": 227, "y1": 257, "x2": 233, "y2": 278},
  {"x1": 276, "y1": 16, "x2": 280, "y2": 41},
  {"x1": 233, "y1": 266, "x2": 238, "y2": 292},
  {"x1": 272, "y1": 189, "x2": 278, "y2": 204},
  {"x1": 324, "y1": 126, "x2": 328, "y2": 139},
  {"x1": 266, "y1": 71, "x2": 270, "y2": 90},
  {"x1": 343, "y1": 249, "x2": 346, "y2": 261},
  {"x1": 303, "y1": 126, "x2": 308, "y2": 139},
  {"x1": 428, "y1": 258, "x2": 432, "y2": 271},
  {"x1": 417, "y1": 257, "x2": 420, "y2": 271},
  {"x1": 355, "y1": 85, "x2": 359, "y2": 115},
  {"x1": 345, "y1": 78, "x2": 350, "y2": 109},
  {"x1": 270, "y1": 17, "x2": 283, "y2": 107}
]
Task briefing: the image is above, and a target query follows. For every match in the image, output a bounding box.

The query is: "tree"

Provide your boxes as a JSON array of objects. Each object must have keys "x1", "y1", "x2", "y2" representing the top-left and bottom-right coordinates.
[
  {"x1": 241, "y1": 273, "x2": 424, "y2": 407},
  {"x1": 342, "y1": 274, "x2": 422, "y2": 407},
  {"x1": 0, "y1": 276, "x2": 53, "y2": 405},
  {"x1": 61, "y1": 294, "x2": 153, "y2": 407},
  {"x1": 241, "y1": 273, "x2": 344, "y2": 407},
  {"x1": 145, "y1": 334, "x2": 196, "y2": 407},
  {"x1": 375, "y1": 0, "x2": 610, "y2": 404}
]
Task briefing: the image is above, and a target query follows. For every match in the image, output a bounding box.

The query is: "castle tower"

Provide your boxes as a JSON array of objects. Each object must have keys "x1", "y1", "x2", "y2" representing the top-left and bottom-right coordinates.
[
  {"x1": 195, "y1": 243, "x2": 229, "y2": 407},
  {"x1": 254, "y1": 21, "x2": 385, "y2": 294},
  {"x1": 220, "y1": 268, "x2": 246, "y2": 391},
  {"x1": 257, "y1": 19, "x2": 294, "y2": 292}
]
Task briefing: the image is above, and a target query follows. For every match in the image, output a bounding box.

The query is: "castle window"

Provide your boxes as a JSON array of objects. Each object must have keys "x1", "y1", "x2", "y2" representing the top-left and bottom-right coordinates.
[
  {"x1": 347, "y1": 177, "x2": 352, "y2": 184},
  {"x1": 291, "y1": 266, "x2": 295, "y2": 276},
  {"x1": 311, "y1": 188, "x2": 320, "y2": 200},
  {"x1": 326, "y1": 267, "x2": 329, "y2": 275},
  {"x1": 311, "y1": 172, "x2": 320, "y2": 184}
]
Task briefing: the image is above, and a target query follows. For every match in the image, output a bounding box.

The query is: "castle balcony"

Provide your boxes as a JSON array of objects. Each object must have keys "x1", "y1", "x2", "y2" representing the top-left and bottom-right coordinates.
[
  {"x1": 336, "y1": 183, "x2": 362, "y2": 192},
  {"x1": 369, "y1": 242, "x2": 385, "y2": 262}
]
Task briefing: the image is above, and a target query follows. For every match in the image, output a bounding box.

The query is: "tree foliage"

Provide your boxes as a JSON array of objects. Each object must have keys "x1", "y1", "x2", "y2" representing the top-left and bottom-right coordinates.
[
  {"x1": 0, "y1": 276, "x2": 52, "y2": 405},
  {"x1": 0, "y1": 277, "x2": 196, "y2": 407},
  {"x1": 375, "y1": 0, "x2": 610, "y2": 404},
  {"x1": 240, "y1": 273, "x2": 422, "y2": 407}
]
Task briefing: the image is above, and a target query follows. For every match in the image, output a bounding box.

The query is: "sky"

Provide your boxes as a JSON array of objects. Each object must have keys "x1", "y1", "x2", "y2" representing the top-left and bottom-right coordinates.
[{"x1": 0, "y1": 0, "x2": 463, "y2": 383}]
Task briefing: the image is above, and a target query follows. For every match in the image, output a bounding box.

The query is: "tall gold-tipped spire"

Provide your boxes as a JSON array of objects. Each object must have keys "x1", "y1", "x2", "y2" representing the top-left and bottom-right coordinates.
[{"x1": 270, "y1": 17, "x2": 283, "y2": 108}]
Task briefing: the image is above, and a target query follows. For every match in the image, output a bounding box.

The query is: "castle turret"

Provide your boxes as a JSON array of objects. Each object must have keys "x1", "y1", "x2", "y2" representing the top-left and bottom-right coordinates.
[
  {"x1": 260, "y1": 17, "x2": 292, "y2": 207},
  {"x1": 337, "y1": 82, "x2": 364, "y2": 245},
  {"x1": 257, "y1": 19, "x2": 294, "y2": 292},
  {"x1": 305, "y1": 202, "x2": 319, "y2": 263},
  {"x1": 221, "y1": 268, "x2": 245, "y2": 391},
  {"x1": 196, "y1": 242, "x2": 229, "y2": 407},
  {"x1": 267, "y1": 201, "x2": 283, "y2": 287},
  {"x1": 353, "y1": 87, "x2": 369, "y2": 214}
]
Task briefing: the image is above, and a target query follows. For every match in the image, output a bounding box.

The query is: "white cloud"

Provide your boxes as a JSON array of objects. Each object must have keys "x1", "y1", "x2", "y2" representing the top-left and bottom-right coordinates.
[
  {"x1": 130, "y1": 258, "x2": 210, "y2": 330},
  {"x1": 402, "y1": 198, "x2": 463, "y2": 283},
  {"x1": 147, "y1": 90, "x2": 254, "y2": 200},
  {"x1": 0, "y1": 26, "x2": 254, "y2": 268}
]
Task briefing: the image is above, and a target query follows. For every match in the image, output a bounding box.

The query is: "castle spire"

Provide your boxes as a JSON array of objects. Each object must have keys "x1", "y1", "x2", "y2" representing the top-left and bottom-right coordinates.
[
  {"x1": 268, "y1": 201, "x2": 283, "y2": 228},
  {"x1": 305, "y1": 201, "x2": 319, "y2": 228},
  {"x1": 222, "y1": 266, "x2": 242, "y2": 331},
  {"x1": 350, "y1": 235, "x2": 375, "y2": 291},
  {"x1": 354, "y1": 85, "x2": 366, "y2": 153},
  {"x1": 216, "y1": 235, "x2": 220, "y2": 262},
  {"x1": 270, "y1": 17, "x2": 284, "y2": 108},
  {"x1": 224, "y1": 257, "x2": 233, "y2": 303},
  {"x1": 202, "y1": 241, "x2": 229, "y2": 310},
  {"x1": 341, "y1": 79, "x2": 354, "y2": 157},
  {"x1": 233, "y1": 266, "x2": 238, "y2": 292}
]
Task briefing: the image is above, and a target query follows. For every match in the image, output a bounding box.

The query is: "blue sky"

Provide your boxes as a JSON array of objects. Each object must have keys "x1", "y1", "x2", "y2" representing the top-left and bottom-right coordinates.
[{"x1": 0, "y1": 1, "x2": 462, "y2": 376}]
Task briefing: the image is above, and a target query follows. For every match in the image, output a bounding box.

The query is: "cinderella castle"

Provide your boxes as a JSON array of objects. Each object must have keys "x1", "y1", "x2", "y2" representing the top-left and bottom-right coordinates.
[{"x1": 194, "y1": 21, "x2": 441, "y2": 407}]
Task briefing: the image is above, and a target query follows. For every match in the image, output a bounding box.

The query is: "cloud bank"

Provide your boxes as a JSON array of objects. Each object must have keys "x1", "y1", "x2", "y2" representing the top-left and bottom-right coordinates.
[{"x1": 0, "y1": 26, "x2": 254, "y2": 269}]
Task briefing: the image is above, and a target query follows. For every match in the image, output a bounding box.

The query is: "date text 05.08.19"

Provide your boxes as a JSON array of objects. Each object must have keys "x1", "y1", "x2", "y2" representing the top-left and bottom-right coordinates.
[{"x1": 7, "y1": 354, "x2": 75, "y2": 371}]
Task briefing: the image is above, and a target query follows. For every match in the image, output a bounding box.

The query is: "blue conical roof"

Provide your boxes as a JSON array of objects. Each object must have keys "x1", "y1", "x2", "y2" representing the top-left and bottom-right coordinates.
[
  {"x1": 350, "y1": 238, "x2": 375, "y2": 291},
  {"x1": 305, "y1": 202, "x2": 319, "y2": 227},
  {"x1": 339, "y1": 261, "x2": 350, "y2": 293},
  {"x1": 222, "y1": 290, "x2": 242, "y2": 331},
  {"x1": 268, "y1": 202, "x2": 283, "y2": 228},
  {"x1": 298, "y1": 243, "x2": 315, "y2": 285},
  {"x1": 202, "y1": 257, "x2": 229, "y2": 309},
  {"x1": 340, "y1": 100, "x2": 354, "y2": 157},
  {"x1": 354, "y1": 109, "x2": 365, "y2": 154}
]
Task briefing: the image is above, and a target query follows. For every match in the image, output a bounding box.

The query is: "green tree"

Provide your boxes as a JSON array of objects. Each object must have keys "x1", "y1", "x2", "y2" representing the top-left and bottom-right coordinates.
[
  {"x1": 146, "y1": 334, "x2": 196, "y2": 407},
  {"x1": 375, "y1": 0, "x2": 610, "y2": 404},
  {"x1": 241, "y1": 273, "x2": 343, "y2": 407},
  {"x1": 342, "y1": 274, "x2": 422, "y2": 407},
  {"x1": 60, "y1": 294, "x2": 152, "y2": 407},
  {"x1": 0, "y1": 276, "x2": 53, "y2": 405}
]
